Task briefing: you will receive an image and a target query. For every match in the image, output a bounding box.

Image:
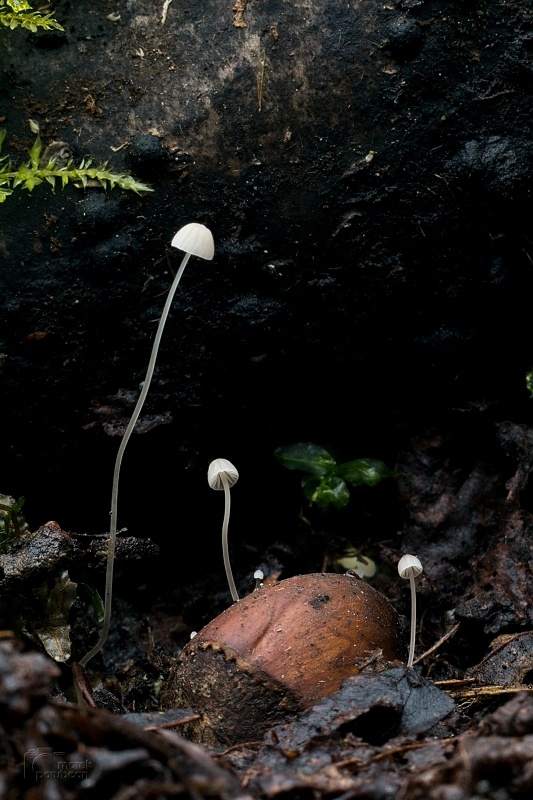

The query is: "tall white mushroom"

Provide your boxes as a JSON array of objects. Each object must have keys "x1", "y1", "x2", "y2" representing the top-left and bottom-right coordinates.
[
  {"x1": 208, "y1": 458, "x2": 240, "y2": 603},
  {"x1": 80, "y1": 222, "x2": 214, "y2": 669},
  {"x1": 398, "y1": 554, "x2": 424, "y2": 668}
]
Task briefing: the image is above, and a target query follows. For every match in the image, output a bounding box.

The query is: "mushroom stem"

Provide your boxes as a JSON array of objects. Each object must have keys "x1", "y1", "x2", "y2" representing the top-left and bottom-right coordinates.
[
  {"x1": 407, "y1": 573, "x2": 417, "y2": 668},
  {"x1": 80, "y1": 254, "x2": 191, "y2": 668},
  {"x1": 221, "y1": 473, "x2": 239, "y2": 603},
  {"x1": 80, "y1": 222, "x2": 214, "y2": 669}
]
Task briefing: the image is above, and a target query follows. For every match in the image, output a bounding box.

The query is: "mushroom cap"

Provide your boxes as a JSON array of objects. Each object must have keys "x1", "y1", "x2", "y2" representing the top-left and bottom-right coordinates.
[
  {"x1": 171, "y1": 222, "x2": 214, "y2": 261},
  {"x1": 208, "y1": 458, "x2": 239, "y2": 490},
  {"x1": 398, "y1": 554, "x2": 423, "y2": 579}
]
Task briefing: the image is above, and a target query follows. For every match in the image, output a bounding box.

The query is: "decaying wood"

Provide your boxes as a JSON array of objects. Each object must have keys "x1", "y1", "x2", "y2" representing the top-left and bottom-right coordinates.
[{"x1": 232, "y1": 0, "x2": 247, "y2": 28}]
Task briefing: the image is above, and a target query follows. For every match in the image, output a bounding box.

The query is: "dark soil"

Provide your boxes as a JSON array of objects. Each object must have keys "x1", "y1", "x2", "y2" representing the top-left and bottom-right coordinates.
[{"x1": 1, "y1": 0, "x2": 533, "y2": 797}]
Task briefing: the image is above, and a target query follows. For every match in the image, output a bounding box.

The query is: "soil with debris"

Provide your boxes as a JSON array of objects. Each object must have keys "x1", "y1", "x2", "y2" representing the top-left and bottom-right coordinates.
[{"x1": 1, "y1": 0, "x2": 533, "y2": 798}]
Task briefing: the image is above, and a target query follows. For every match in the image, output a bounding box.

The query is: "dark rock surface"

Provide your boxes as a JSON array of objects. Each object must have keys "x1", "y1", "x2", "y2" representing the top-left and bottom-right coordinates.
[{"x1": 1, "y1": 0, "x2": 532, "y2": 584}]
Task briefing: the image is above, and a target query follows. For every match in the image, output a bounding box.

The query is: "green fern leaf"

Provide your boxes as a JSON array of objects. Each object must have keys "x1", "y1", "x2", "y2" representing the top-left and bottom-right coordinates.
[
  {"x1": 28, "y1": 134, "x2": 41, "y2": 168},
  {"x1": 4, "y1": 2, "x2": 33, "y2": 11},
  {"x1": 0, "y1": 1, "x2": 63, "y2": 32},
  {"x1": 0, "y1": 130, "x2": 154, "y2": 198}
]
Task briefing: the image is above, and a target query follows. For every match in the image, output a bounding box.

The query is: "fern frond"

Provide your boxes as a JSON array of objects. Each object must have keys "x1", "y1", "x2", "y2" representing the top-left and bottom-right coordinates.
[
  {"x1": 0, "y1": 130, "x2": 154, "y2": 200},
  {"x1": 0, "y1": 0, "x2": 63, "y2": 32},
  {"x1": 28, "y1": 134, "x2": 41, "y2": 169},
  {"x1": 2, "y1": 2, "x2": 33, "y2": 10}
]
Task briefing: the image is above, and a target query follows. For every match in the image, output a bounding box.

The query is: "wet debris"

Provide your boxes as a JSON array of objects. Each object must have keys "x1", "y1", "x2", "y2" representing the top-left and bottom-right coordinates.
[
  {"x1": 0, "y1": 635, "x2": 251, "y2": 799},
  {"x1": 496, "y1": 420, "x2": 533, "y2": 502},
  {"x1": 454, "y1": 504, "x2": 533, "y2": 635},
  {"x1": 0, "y1": 521, "x2": 159, "y2": 672},
  {"x1": 393, "y1": 422, "x2": 505, "y2": 588},
  {"x1": 0, "y1": 635, "x2": 60, "y2": 716},
  {"x1": 0, "y1": 522, "x2": 159, "y2": 595},
  {"x1": 224, "y1": 682, "x2": 533, "y2": 800},
  {"x1": 467, "y1": 632, "x2": 533, "y2": 688},
  {"x1": 218, "y1": 668, "x2": 456, "y2": 797},
  {"x1": 0, "y1": 520, "x2": 72, "y2": 593},
  {"x1": 5, "y1": 631, "x2": 533, "y2": 799},
  {"x1": 263, "y1": 667, "x2": 456, "y2": 755},
  {"x1": 0, "y1": 492, "x2": 29, "y2": 549},
  {"x1": 69, "y1": 531, "x2": 160, "y2": 572},
  {"x1": 405, "y1": 693, "x2": 533, "y2": 800},
  {"x1": 391, "y1": 419, "x2": 533, "y2": 645}
]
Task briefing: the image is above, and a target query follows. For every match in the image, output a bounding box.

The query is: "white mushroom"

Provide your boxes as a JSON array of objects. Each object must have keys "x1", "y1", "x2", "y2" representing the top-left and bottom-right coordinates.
[
  {"x1": 398, "y1": 554, "x2": 423, "y2": 668},
  {"x1": 80, "y1": 223, "x2": 214, "y2": 669},
  {"x1": 171, "y1": 222, "x2": 215, "y2": 261},
  {"x1": 253, "y1": 569, "x2": 264, "y2": 591},
  {"x1": 208, "y1": 458, "x2": 240, "y2": 603}
]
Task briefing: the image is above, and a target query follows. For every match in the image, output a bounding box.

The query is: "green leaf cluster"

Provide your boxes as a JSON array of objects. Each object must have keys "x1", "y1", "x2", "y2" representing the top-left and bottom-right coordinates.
[
  {"x1": 274, "y1": 442, "x2": 393, "y2": 511},
  {"x1": 0, "y1": 0, "x2": 63, "y2": 32},
  {"x1": 0, "y1": 130, "x2": 153, "y2": 202}
]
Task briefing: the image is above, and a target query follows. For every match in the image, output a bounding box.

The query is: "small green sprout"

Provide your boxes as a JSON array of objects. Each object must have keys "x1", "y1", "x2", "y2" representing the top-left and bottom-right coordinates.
[
  {"x1": 0, "y1": 0, "x2": 63, "y2": 32},
  {"x1": 0, "y1": 128, "x2": 152, "y2": 203},
  {"x1": 526, "y1": 368, "x2": 533, "y2": 398},
  {"x1": 274, "y1": 442, "x2": 393, "y2": 511}
]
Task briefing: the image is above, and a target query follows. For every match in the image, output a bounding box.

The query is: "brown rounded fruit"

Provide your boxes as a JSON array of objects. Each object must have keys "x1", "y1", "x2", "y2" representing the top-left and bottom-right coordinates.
[{"x1": 166, "y1": 572, "x2": 407, "y2": 745}]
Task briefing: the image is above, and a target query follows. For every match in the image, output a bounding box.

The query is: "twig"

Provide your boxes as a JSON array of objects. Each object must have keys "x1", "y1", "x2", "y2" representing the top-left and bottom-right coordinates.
[
  {"x1": 144, "y1": 714, "x2": 201, "y2": 731},
  {"x1": 413, "y1": 622, "x2": 460, "y2": 664},
  {"x1": 161, "y1": 0, "x2": 173, "y2": 25},
  {"x1": 257, "y1": 48, "x2": 267, "y2": 111},
  {"x1": 442, "y1": 684, "x2": 533, "y2": 700},
  {"x1": 334, "y1": 736, "x2": 458, "y2": 770}
]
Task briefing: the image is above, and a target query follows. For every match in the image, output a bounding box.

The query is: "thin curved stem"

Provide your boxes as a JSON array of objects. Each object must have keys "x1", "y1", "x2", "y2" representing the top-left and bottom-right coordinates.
[
  {"x1": 221, "y1": 474, "x2": 239, "y2": 602},
  {"x1": 80, "y1": 252, "x2": 191, "y2": 668},
  {"x1": 407, "y1": 576, "x2": 417, "y2": 668}
]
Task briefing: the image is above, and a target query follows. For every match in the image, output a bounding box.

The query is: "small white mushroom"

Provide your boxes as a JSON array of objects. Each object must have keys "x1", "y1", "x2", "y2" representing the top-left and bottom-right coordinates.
[
  {"x1": 208, "y1": 458, "x2": 239, "y2": 602},
  {"x1": 398, "y1": 554, "x2": 423, "y2": 668}
]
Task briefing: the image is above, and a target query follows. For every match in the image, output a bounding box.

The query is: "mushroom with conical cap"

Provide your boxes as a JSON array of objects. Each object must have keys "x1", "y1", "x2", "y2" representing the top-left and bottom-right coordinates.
[
  {"x1": 80, "y1": 222, "x2": 214, "y2": 670},
  {"x1": 398, "y1": 553, "x2": 423, "y2": 668},
  {"x1": 208, "y1": 458, "x2": 239, "y2": 603}
]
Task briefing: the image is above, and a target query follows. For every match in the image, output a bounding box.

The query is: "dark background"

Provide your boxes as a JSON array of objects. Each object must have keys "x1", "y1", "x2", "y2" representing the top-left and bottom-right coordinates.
[{"x1": 1, "y1": 0, "x2": 532, "y2": 589}]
